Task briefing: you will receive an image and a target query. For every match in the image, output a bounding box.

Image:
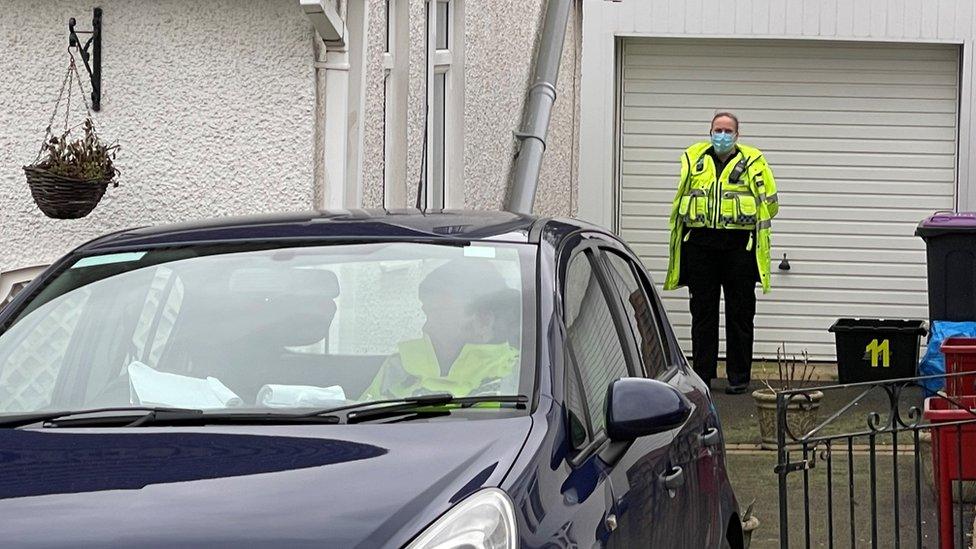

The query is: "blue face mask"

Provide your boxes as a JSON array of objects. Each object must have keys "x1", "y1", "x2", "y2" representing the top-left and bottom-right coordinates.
[{"x1": 711, "y1": 131, "x2": 736, "y2": 155}]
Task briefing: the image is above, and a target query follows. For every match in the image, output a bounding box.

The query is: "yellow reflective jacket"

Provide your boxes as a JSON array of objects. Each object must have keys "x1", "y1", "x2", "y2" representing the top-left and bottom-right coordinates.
[
  {"x1": 361, "y1": 336, "x2": 519, "y2": 400},
  {"x1": 664, "y1": 142, "x2": 779, "y2": 293}
]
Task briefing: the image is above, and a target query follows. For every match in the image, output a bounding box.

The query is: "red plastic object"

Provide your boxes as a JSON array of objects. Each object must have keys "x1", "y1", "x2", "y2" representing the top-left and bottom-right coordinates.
[
  {"x1": 941, "y1": 337, "x2": 976, "y2": 396},
  {"x1": 924, "y1": 395, "x2": 976, "y2": 549}
]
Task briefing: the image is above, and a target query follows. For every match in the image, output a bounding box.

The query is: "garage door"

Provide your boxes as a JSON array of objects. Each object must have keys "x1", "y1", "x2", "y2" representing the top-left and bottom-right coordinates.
[{"x1": 617, "y1": 38, "x2": 958, "y2": 360}]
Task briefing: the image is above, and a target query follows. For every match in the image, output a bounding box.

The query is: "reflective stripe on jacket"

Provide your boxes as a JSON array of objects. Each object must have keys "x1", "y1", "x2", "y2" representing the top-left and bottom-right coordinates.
[
  {"x1": 664, "y1": 141, "x2": 779, "y2": 294},
  {"x1": 361, "y1": 336, "x2": 519, "y2": 400}
]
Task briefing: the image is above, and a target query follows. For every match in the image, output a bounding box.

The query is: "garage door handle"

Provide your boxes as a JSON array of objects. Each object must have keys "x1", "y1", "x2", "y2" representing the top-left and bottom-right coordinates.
[
  {"x1": 778, "y1": 253, "x2": 791, "y2": 271},
  {"x1": 701, "y1": 427, "x2": 720, "y2": 447},
  {"x1": 660, "y1": 466, "x2": 685, "y2": 491}
]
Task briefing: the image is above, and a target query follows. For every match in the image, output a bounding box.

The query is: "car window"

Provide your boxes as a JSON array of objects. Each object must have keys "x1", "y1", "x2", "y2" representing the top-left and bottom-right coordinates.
[
  {"x1": 131, "y1": 266, "x2": 185, "y2": 369},
  {"x1": 563, "y1": 250, "x2": 629, "y2": 432},
  {"x1": 564, "y1": 348, "x2": 590, "y2": 449},
  {"x1": 0, "y1": 242, "x2": 535, "y2": 416},
  {"x1": 602, "y1": 251, "x2": 668, "y2": 379},
  {"x1": 75, "y1": 266, "x2": 188, "y2": 405},
  {"x1": 288, "y1": 255, "x2": 525, "y2": 357},
  {"x1": 0, "y1": 289, "x2": 90, "y2": 413}
]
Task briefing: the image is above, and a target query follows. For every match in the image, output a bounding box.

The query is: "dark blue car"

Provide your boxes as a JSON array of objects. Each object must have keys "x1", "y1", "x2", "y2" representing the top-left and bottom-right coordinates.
[{"x1": 0, "y1": 210, "x2": 742, "y2": 548}]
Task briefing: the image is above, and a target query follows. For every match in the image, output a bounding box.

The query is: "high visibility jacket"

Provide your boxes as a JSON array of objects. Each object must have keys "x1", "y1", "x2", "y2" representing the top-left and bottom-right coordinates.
[
  {"x1": 361, "y1": 336, "x2": 519, "y2": 400},
  {"x1": 664, "y1": 142, "x2": 779, "y2": 293}
]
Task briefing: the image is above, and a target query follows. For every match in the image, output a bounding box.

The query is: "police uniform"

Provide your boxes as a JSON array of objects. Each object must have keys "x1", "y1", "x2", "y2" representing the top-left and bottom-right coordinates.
[
  {"x1": 362, "y1": 335, "x2": 520, "y2": 400},
  {"x1": 665, "y1": 141, "x2": 779, "y2": 389}
]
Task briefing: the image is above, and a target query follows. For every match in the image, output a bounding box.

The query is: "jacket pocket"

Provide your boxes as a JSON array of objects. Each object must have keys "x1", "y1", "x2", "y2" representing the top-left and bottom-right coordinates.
[
  {"x1": 680, "y1": 188, "x2": 708, "y2": 224},
  {"x1": 737, "y1": 194, "x2": 758, "y2": 223},
  {"x1": 720, "y1": 192, "x2": 758, "y2": 226}
]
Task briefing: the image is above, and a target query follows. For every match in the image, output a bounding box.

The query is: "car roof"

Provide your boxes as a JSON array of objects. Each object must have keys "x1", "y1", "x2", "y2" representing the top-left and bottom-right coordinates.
[{"x1": 78, "y1": 209, "x2": 586, "y2": 253}]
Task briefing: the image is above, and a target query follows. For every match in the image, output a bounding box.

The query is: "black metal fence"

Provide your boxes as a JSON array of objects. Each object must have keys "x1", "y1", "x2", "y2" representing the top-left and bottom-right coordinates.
[{"x1": 775, "y1": 371, "x2": 976, "y2": 549}]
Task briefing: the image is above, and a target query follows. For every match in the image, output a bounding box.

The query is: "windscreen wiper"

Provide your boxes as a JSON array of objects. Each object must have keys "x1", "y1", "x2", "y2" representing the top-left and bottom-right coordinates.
[
  {"x1": 0, "y1": 406, "x2": 348, "y2": 429},
  {"x1": 0, "y1": 406, "x2": 205, "y2": 429},
  {"x1": 302, "y1": 393, "x2": 530, "y2": 424},
  {"x1": 0, "y1": 395, "x2": 530, "y2": 428}
]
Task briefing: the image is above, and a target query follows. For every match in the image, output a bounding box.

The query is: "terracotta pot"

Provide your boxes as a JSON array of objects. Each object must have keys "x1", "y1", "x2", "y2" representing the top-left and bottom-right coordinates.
[{"x1": 752, "y1": 388, "x2": 824, "y2": 450}]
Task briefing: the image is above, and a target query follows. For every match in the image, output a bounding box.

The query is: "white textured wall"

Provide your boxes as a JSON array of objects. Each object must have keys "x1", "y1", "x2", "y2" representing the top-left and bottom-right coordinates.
[
  {"x1": 1, "y1": 0, "x2": 316, "y2": 270},
  {"x1": 359, "y1": 0, "x2": 581, "y2": 217},
  {"x1": 609, "y1": 0, "x2": 972, "y2": 39},
  {"x1": 464, "y1": 0, "x2": 580, "y2": 218},
  {"x1": 360, "y1": 0, "x2": 387, "y2": 208}
]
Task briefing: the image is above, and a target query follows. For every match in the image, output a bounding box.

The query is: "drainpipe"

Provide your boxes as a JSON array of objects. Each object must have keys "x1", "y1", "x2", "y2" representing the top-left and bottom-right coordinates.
[
  {"x1": 312, "y1": 37, "x2": 328, "y2": 209},
  {"x1": 505, "y1": 0, "x2": 573, "y2": 215},
  {"x1": 303, "y1": 0, "x2": 349, "y2": 209},
  {"x1": 320, "y1": 28, "x2": 350, "y2": 209}
]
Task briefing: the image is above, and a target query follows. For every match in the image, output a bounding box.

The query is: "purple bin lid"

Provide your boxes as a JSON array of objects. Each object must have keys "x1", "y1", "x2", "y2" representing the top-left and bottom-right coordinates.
[{"x1": 916, "y1": 211, "x2": 976, "y2": 238}]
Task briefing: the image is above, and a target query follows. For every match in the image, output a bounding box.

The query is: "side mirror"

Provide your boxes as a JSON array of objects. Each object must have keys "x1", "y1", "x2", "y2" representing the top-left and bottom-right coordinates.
[{"x1": 606, "y1": 378, "x2": 692, "y2": 441}]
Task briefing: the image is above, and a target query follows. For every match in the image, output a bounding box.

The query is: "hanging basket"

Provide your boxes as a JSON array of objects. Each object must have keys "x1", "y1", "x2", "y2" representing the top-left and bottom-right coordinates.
[
  {"x1": 23, "y1": 166, "x2": 112, "y2": 219},
  {"x1": 24, "y1": 53, "x2": 119, "y2": 220}
]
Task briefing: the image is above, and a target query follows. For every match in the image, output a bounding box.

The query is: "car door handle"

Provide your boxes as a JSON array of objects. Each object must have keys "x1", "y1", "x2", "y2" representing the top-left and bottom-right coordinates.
[
  {"x1": 659, "y1": 466, "x2": 684, "y2": 493},
  {"x1": 700, "y1": 427, "x2": 720, "y2": 448}
]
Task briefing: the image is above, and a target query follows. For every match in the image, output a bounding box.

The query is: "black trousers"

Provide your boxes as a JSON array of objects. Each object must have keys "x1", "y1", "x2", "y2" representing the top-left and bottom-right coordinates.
[{"x1": 684, "y1": 241, "x2": 757, "y2": 386}]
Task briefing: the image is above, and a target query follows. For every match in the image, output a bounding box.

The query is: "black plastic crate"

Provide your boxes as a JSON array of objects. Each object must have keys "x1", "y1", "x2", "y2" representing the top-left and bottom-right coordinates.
[{"x1": 828, "y1": 318, "x2": 928, "y2": 383}]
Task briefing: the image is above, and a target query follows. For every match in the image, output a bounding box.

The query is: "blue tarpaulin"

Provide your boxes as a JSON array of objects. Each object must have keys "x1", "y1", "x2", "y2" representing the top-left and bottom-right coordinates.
[{"x1": 919, "y1": 320, "x2": 976, "y2": 394}]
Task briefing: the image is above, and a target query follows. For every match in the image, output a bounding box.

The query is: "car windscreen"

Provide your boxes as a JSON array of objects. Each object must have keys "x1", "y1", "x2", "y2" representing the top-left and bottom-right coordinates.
[{"x1": 0, "y1": 241, "x2": 536, "y2": 417}]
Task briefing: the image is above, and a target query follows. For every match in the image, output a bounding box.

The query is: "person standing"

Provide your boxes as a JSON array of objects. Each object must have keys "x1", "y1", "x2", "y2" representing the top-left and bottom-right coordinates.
[{"x1": 664, "y1": 112, "x2": 779, "y2": 394}]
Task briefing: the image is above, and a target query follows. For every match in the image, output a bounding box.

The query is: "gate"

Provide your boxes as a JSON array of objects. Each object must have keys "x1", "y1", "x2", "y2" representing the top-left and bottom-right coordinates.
[{"x1": 775, "y1": 371, "x2": 976, "y2": 548}]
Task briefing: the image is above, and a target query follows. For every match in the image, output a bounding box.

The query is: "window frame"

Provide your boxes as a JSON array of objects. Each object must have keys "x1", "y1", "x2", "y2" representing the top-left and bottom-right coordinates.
[
  {"x1": 595, "y1": 247, "x2": 672, "y2": 380},
  {"x1": 557, "y1": 237, "x2": 641, "y2": 458},
  {"x1": 586, "y1": 234, "x2": 681, "y2": 374},
  {"x1": 380, "y1": 0, "x2": 465, "y2": 210},
  {"x1": 423, "y1": 0, "x2": 464, "y2": 210}
]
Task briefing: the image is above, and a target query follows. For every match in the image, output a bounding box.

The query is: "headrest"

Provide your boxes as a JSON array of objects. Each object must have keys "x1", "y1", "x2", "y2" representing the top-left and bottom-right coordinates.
[
  {"x1": 419, "y1": 260, "x2": 509, "y2": 303},
  {"x1": 193, "y1": 267, "x2": 340, "y2": 349},
  {"x1": 228, "y1": 267, "x2": 339, "y2": 299}
]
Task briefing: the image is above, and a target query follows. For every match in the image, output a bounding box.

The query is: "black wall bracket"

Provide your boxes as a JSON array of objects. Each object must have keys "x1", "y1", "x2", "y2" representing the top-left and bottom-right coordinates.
[{"x1": 68, "y1": 7, "x2": 102, "y2": 111}]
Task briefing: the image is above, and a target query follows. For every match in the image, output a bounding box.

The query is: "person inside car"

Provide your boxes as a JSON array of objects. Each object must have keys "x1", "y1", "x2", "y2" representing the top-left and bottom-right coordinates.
[{"x1": 361, "y1": 260, "x2": 522, "y2": 401}]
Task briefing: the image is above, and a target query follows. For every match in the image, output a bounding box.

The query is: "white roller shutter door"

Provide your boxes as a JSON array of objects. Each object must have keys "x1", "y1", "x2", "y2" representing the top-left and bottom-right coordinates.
[{"x1": 617, "y1": 38, "x2": 959, "y2": 360}]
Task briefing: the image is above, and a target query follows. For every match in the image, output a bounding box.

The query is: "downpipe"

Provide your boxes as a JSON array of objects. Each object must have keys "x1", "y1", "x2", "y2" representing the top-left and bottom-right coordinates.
[{"x1": 505, "y1": 0, "x2": 573, "y2": 215}]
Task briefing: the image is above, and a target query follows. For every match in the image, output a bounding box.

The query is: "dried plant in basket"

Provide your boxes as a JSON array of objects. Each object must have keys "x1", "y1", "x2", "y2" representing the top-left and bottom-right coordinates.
[{"x1": 34, "y1": 119, "x2": 120, "y2": 183}]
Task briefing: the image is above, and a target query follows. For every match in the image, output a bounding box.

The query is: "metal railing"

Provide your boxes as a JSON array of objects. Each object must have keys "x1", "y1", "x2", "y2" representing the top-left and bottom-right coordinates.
[{"x1": 776, "y1": 370, "x2": 976, "y2": 549}]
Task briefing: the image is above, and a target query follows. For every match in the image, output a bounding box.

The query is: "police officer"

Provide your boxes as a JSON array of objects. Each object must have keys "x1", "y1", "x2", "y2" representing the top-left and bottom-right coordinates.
[
  {"x1": 362, "y1": 261, "x2": 521, "y2": 400},
  {"x1": 664, "y1": 112, "x2": 779, "y2": 394}
]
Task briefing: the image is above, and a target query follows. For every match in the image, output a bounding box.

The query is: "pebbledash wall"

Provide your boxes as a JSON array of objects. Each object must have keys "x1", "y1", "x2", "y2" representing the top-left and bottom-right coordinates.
[
  {"x1": 0, "y1": 0, "x2": 581, "y2": 273},
  {"x1": 357, "y1": 0, "x2": 581, "y2": 217},
  {"x1": 0, "y1": 1, "x2": 317, "y2": 270}
]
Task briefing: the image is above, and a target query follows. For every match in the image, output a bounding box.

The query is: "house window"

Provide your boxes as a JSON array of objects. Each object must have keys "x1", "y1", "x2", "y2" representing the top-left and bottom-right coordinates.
[
  {"x1": 424, "y1": 0, "x2": 463, "y2": 210},
  {"x1": 385, "y1": 0, "x2": 392, "y2": 53},
  {"x1": 382, "y1": 0, "x2": 463, "y2": 209}
]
